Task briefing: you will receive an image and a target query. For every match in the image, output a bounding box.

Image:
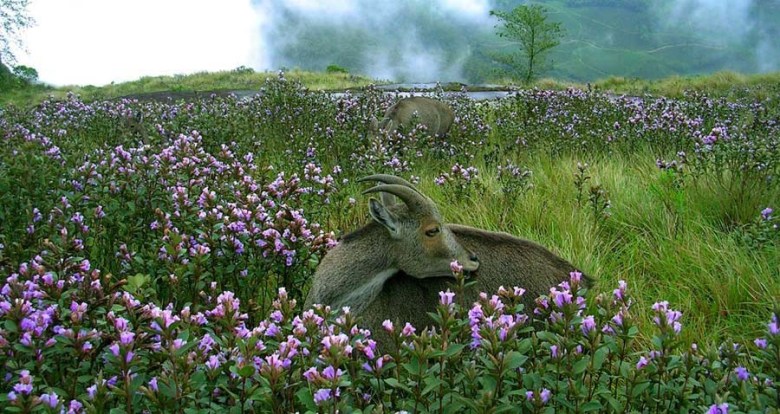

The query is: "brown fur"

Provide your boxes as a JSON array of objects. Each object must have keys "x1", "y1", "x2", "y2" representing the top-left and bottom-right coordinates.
[
  {"x1": 373, "y1": 97, "x2": 455, "y2": 137},
  {"x1": 361, "y1": 224, "x2": 590, "y2": 350},
  {"x1": 303, "y1": 176, "x2": 590, "y2": 352},
  {"x1": 304, "y1": 202, "x2": 479, "y2": 316}
]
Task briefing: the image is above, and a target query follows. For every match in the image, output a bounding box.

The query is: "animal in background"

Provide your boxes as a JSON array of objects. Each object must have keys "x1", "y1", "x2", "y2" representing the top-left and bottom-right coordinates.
[{"x1": 370, "y1": 97, "x2": 455, "y2": 138}]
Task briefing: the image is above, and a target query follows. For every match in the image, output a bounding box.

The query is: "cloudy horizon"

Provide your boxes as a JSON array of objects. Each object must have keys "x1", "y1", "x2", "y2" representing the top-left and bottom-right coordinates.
[{"x1": 13, "y1": 0, "x2": 780, "y2": 87}]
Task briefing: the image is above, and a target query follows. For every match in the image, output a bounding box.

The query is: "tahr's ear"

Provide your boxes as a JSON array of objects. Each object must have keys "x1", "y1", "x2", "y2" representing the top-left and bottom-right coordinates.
[{"x1": 369, "y1": 198, "x2": 399, "y2": 237}]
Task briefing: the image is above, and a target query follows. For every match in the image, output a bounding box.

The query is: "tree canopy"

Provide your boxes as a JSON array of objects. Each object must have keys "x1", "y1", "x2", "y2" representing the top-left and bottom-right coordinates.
[
  {"x1": 491, "y1": 4, "x2": 564, "y2": 83},
  {"x1": 1, "y1": 0, "x2": 34, "y2": 66}
]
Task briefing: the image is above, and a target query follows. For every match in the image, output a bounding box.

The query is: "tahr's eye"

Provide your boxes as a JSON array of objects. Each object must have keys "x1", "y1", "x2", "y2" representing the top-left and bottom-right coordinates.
[{"x1": 425, "y1": 227, "x2": 440, "y2": 237}]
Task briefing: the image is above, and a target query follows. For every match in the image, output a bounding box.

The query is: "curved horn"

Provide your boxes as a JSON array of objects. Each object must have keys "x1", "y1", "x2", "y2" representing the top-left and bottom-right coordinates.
[
  {"x1": 362, "y1": 184, "x2": 436, "y2": 216},
  {"x1": 358, "y1": 174, "x2": 420, "y2": 192}
]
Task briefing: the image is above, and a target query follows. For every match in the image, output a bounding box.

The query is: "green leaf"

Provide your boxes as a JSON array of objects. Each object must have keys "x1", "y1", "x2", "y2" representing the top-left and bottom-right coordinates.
[
  {"x1": 651, "y1": 335, "x2": 663, "y2": 349},
  {"x1": 581, "y1": 401, "x2": 602, "y2": 412},
  {"x1": 606, "y1": 396, "x2": 623, "y2": 412},
  {"x1": 126, "y1": 273, "x2": 149, "y2": 292},
  {"x1": 631, "y1": 381, "x2": 651, "y2": 398},
  {"x1": 572, "y1": 356, "x2": 590, "y2": 375},
  {"x1": 704, "y1": 378, "x2": 717, "y2": 395},
  {"x1": 504, "y1": 351, "x2": 528, "y2": 370},
  {"x1": 592, "y1": 347, "x2": 609, "y2": 371},
  {"x1": 384, "y1": 378, "x2": 411, "y2": 392},
  {"x1": 478, "y1": 375, "x2": 497, "y2": 393},
  {"x1": 446, "y1": 343, "x2": 466, "y2": 357},
  {"x1": 295, "y1": 388, "x2": 317, "y2": 411},
  {"x1": 402, "y1": 359, "x2": 420, "y2": 375},
  {"x1": 238, "y1": 365, "x2": 256, "y2": 378},
  {"x1": 422, "y1": 378, "x2": 444, "y2": 396},
  {"x1": 4, "y1": 319, "x2": 18, "y2": 333},
  {"x1": 517, "y1": 337, "x2": 533, "y2": 353},
  {"x1": 536, "y1": 331, "x2": 558, "y2": 343}
]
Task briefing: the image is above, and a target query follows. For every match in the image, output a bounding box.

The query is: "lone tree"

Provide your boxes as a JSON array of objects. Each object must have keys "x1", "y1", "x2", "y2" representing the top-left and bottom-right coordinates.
[{"x1": 490, "y1": 4, "x2": 564, "y2": 84}]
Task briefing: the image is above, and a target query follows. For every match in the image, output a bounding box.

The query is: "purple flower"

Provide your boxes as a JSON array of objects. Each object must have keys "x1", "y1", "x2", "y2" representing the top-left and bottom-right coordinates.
[
  {"x1": 613, "y1": 280, "x2": 627, "y2": 302},
  {"x1": 469, "y1": 303, "x2": 484, "y2": 323},
  {"x1": 313, "y1": 388, "x2": 332, "y2": 405},
  {"x1": 401, "y1": 322, "x2": 416, "y2": 337},
  {"x1": 13, "y1": 370, "x2": 33, "y2": 395},
  {"x1": 79, "y1": 259, "x2": 90, "y2": 272},
  {"x1": 636, "y1": 356, "x2": 649, "y2": 370},
  {"x1": 707, "y1": 403, "x2": 729, "y2": 414},
  {"x1": 569, "y1": 270, "x2": 582, "y2": 285},
  {"x1": 769, "y1": 313, "x2": 779, "y2": 335},
  {"x1": 450, "y1": 260, "x2": 463, "y2": 274},
  {"x1": 114, "y1": 317, "x2": 129, "y2": 331},
  {"x1": 439, "y1": 290, "x2": 455, "y2": 306},
  {"x1": 206, "y1": 355, "x2": 221, "y2": 371},
  {"x1": 172, "y1": 338, "x2": 186, "y2": 350},
  {"x1": 86, "y1": 384, "x2": 97, "y2": 399},
  {"x1": 382, "y1": 320, "x2": 394, "y2": 332},
  {"x1": 199, "y1": 333, "x2": 216, "y2": 353},
  {"x1": 39, "y1": 391, "x2": 59, "y2": 408},
  {"x1": 321, "y1": 333, "x2": 349, "y2": 351},
  {"x1": 735, "y1": 366, "x2": 749, "y2": 381},
  {"x1": 552, "y1": 289, "x2": 573, "y2": 308},
  {"x1": 119, "y1": 331, "x2": 135, "y2": 346},
  {"x1": 67, "y1": 399, "x2": 83, "y2": 413},
  {"x1": 269, "y1": 310, "x2": 283, "y2": 323},
  {"x1": 109, "y1": 343, "x2": 120, "y2": 357},
  {"x1": 611, "y1": 311, "x2": 624, "y2": 327},
  {"x1": 760, "y1": 207, "x2": 773, "y2": 220},
  {"x1": 550, "y1": 345, "x2": 559, "y2": 358},
  {"x1": 581, "y1": 315, "x2": 596, "y2": 335},
  {"x1": 754, "y1": 338, "x2": 767, "y2": 349},
  {"x1": 322, "y1": 365, "x2": 343, "y2": 381},
  {"x1": 540, "y1": 388, "x2": 551, "y2": 404},
  {"x1": 303, "y1": 367, "x2": 319, "y2": 383},
  {"x1": 149, "y1": 377, "x2": 158, "y2": 392}
]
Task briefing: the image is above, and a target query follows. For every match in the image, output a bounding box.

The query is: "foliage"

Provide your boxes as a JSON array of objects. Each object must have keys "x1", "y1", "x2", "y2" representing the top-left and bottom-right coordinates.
[
  {"x1": 0, "y1": 267, "x2": 777, "y2": 412},
  {"x1": 11, "y1": 64, "x2": 36, "y2": 83},
  {"x1": 326, "y1": 65, "x2": 349, "y2": 74},
  {"x1": 491, "y1": 4, "x2": 565, "y2": 83},
  {"x1": 0, "y1": 0, "x2": 34, "y2": 66},
  {"x1": 0, "y1": 74, "x2": 779, "y2": 411}
]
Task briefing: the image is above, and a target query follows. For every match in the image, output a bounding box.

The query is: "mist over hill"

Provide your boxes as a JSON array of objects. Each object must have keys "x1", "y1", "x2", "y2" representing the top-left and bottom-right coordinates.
[{"x1": 251, "y1": 0, "x2": 780, "y2": 82}]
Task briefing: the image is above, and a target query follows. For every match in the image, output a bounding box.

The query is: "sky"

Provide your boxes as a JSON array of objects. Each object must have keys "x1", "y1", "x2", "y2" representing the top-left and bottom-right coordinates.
[
  {"x1": 18, "y1": 0, "x2": 261, "y2": 86},
  {"x1": 18, "y1": 0, "x2": 492, "y2": 86},
  {"x1": 15, "y1": 0, "x2": 778, "y2": 86}
]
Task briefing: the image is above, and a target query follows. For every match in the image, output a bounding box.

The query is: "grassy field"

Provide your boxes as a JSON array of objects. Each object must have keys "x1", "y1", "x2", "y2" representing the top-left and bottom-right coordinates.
[
  {"x1": 5, "y1": 65, "x2": 780, "y2": 110},
  {"x1": 0, "y1": 67, "x2": 380, "y2": 108},
  {"x1": 2, "y1": 72, "x2": 778, "y2": 344},
  {"x1": 0, "y1": 72, "x2": 778, "y2": 411}
]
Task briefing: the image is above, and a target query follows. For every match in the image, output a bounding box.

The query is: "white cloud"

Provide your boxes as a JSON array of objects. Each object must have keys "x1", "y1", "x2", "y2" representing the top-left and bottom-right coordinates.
[
  {"x1": 441, "y1": 0, "x2": 490, "y2": 19},
  {"x1": 17, "y1": 0, "x2": 260, "y2": 86}
]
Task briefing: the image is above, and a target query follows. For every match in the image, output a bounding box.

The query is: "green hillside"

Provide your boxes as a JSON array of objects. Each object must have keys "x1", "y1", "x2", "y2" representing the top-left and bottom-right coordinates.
[
  {"x1": 264, "y1": 0, "x2": 780, "y2": 83},
  {"x1": 526, "y1": 0, "x2": 780, "y2": 81}
]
